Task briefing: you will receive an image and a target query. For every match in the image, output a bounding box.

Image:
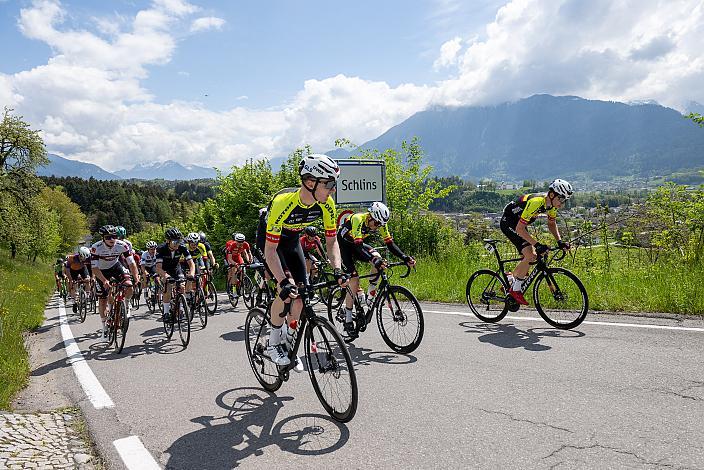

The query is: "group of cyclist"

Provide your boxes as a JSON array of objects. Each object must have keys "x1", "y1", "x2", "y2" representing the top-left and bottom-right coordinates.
[{"x1": 54, "y1": 152, "x2": 575, "y2": 358}]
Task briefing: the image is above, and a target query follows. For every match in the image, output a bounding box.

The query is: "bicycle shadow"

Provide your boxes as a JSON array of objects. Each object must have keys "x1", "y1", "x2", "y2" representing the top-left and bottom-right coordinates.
[
  {"x1": 345, "y1": 343, "x2": 417, "y2": 367},
  {"x1": 164, "y1": 387, "x2": 350, "y2": 469},
  {"x1": 221, "y1": 325, "x2": 247, "y2": 343},
  {"x1": 459, "y1": 321, "x2": 585, "y2": 351}
]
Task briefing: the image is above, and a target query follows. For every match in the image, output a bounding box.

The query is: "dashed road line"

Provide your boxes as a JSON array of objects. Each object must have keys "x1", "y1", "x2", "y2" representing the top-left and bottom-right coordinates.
[
  {"x1": 423, "y1": 309, "x2": 704, "y2": 332},
  {"x1": 113, "y1": 436, "x2": 161, "y2": 470},
  {"x1": 58, "y1": 297, "x2": 114, "y2": 409}
]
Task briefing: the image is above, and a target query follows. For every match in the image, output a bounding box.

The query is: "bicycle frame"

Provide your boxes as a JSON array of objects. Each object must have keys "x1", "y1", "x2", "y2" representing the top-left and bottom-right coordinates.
[{"x1": 484, "y1": 240, "x2": 565, "y2": 292}]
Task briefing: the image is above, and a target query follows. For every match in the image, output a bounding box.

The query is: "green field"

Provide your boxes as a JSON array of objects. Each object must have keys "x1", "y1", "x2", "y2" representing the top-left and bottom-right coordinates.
[{"x1": 0, "y1": 250, "x2": 55, "y2": 409}]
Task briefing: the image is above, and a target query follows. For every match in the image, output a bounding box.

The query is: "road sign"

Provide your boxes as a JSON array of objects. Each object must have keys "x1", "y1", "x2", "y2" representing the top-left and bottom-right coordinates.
[
  {"x1": 337, "y1": 209, "x2": 355, "y2": 227},
  {"x1": 334, "y1": 159, "x2": 386, "y2": 206}
]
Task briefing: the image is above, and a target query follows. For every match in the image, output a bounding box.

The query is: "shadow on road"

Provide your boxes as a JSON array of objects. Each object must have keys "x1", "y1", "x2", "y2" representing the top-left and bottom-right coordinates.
[
  {"x1": 164, "y1": 387, "x2": 350, "y2": 469},
  {"x1": 220, "y1": 325, "x2": 246, "y2": 343},
  {"x1": 346, "y1": 343, "x2": 417, "y2": 367},
  {"x1": 459, "y1": 321, "x2": 584, "y2": 351}
]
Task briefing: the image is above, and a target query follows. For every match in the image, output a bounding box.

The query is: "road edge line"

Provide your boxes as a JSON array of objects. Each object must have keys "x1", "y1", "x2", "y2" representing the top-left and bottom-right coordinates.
[{"x1": 113, "y1": 436, "x2": 161, "y2": 470}]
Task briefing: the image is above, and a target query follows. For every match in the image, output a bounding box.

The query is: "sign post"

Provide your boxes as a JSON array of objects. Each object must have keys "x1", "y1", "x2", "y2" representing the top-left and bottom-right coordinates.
[{"x1": 334, "y1": 159, "x2": 386, "y2": 206}]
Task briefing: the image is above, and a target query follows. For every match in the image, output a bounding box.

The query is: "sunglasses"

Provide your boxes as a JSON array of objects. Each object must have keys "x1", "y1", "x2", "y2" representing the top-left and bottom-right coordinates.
[
  {"x1": 103, "y1": 235, "x2": 117, "y2": 240},
  {"x1": 557, "y1": 195, "x2": 568, "y2": 202},
  {"x1": 319, "y1": 179, "x2": 337, "y2": 190},
  {"x1": 169, "y1": 239, "x2": 181, "y2": 244}
]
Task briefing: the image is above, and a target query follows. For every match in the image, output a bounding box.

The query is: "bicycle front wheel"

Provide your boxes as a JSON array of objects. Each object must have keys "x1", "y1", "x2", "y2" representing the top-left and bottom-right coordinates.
[
  {"x1": 205, "y1": 281, "x2": 218, "y2": 314},
  {"x1": 227, "y1": 281, "x2": 239, "y2": 308},
  {"x1": 533, "y1": 268, "x2": 588, "y2": 329},
  {"x1": 376, "y1": 285, "x2": 424, "y2": 354},
  {"x1": 78, "y1": 288, "x2": 87, "y2": 323},
  {"x1": 242, "y1": 274, "x2": 255, "y2": 309},
  {"x1": 466, "y1": 269, "x2": 509, "y2": 323},
  {"x1": 244, "y1": 307, "x2": 282, "y2": 392},
  {"x1": 114, "y1": 300, "x2": 129, "y2": 353},
  {"x1": 305, "y1": 317, "x2": 358, "y2": 423},
  {"x1": 196, "y1": 287, "x2": 208, "y2": 328},
  {"x1": 175, "y1": 294, "x2": 191, "y2": 347}
]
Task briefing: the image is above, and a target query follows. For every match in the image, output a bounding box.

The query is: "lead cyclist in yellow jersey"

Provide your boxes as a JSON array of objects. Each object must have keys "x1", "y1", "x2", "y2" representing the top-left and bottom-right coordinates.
[
  {"x1": 184, "y1": 232, "x2": 208, "y2": 297},
  {"x1": 264, "y1": 153, "x2": 348, "y2": 367}
]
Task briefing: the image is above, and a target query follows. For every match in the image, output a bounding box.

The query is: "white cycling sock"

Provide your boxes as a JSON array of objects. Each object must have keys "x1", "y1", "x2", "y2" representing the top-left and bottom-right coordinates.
[
  {"x1": 269, "y1": 325, "x2": 282, "y2": 346},
  {"x1": 163, "y1": 301, "x2": 170, "y2": 313},
  {"x1": 345, "y1": 307, "x2": 354, "y2": 323},
  {"x1": 512, "y1": 277, "x2": 525, "y2": 292}
]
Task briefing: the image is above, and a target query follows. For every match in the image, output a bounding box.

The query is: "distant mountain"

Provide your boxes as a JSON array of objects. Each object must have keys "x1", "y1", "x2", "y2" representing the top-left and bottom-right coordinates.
[
  {"x1": 37, "y1": 154, "x2": 122, "y2": 180},
  {"x1": 330, "y1": 94, "x2": 704, "y2": 180},
  {"x1": 114, "y1": 160, "x2": 217, "y2": 180}
]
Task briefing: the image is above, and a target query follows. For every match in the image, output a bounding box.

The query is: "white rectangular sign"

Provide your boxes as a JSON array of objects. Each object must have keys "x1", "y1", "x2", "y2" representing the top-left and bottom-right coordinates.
[{"x1": 335, "y1": 160, "x2": 386, "y2": 205}]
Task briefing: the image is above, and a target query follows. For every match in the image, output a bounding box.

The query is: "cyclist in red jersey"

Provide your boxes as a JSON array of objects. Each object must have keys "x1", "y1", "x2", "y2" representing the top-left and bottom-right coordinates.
[{"x1": 225, "y1": 232, "x2": 253, "y2": 298}]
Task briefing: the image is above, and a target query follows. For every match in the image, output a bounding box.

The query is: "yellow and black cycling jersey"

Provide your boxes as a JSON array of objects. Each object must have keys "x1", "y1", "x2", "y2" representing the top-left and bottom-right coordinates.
[
  {"x1": 265, "y1": 188, "x2": 337, "y2": 243},
  {"x1": 338, "y1": 212, "x2": 393, "y2": 244},
  {"x1": 180, "y1": 242, "x2": 208, "y2": 262},
  {"x1": 503, "y1": 193, "x2": 558, "y2": 226}
]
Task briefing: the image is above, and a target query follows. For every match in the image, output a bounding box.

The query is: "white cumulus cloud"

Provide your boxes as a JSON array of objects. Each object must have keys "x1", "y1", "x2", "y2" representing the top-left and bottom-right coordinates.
[
  {"x1": 433, "y1": 36, "x2": 463, "y2": 70},
  {"x1": 190, "y1": 16, "x2": 225, "y2": 33}
]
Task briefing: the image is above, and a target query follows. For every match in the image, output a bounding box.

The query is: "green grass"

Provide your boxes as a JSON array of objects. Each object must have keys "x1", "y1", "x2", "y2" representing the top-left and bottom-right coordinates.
[
  {"x1": 388, "y1": 243, "x2": 704, "y2": 315},
  {"x1": 0, "y1": 249, "x2": 55, "y2": 409}
]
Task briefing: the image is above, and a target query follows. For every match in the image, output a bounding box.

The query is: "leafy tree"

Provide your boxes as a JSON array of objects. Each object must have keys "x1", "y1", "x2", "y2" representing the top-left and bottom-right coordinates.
[
  {"x1": 39, "y1": 187, "x2": 89, "y2": 254},
  {"x1": 687, "y1": 112, "x2": 704, "y2": 127}
]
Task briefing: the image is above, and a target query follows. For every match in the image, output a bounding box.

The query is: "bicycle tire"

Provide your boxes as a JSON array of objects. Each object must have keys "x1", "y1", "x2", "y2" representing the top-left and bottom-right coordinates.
[
  {"x1": 242, "y1": 274, "x2": 255, "y2": 309},
  {"x1": 105, "y1": 311, "x2": 116, "y2": 348},
  {"x1": 466, "y1": 269, "x2": 509, "y2": 323},
  {"x1": 196, "y1": 287, "x2": 208, "y2": 328},
  {"x1": 533, "y1": 267, "x2": 589, "y2": 330},
  {"x1": 227, "y1": 281, "x2": 239, "y2": 308},
  {"x1": 78, "y1": 288, "x2": 87, "y2": 323},
  {"x1": 163, "y1": 296, "x2": 174, "y2": 340},
  {"x1": 145, "y1": 285, "x2": 154, "y2": 313},
  {"x1": 376, "y1": 285, "x2": 424, "y2": 354},
  {"x1": 114, "y1": 300, "x2": 129, "y2": 354},
  {"x1": 131, "y1": 285, "x2": 141, "y2": 310},
  {"x1": 325, "y1": 286, "x2": 355, "y2": 342},
  {"x1": 176, "y1": 294, "x2": 191, "y2": 347},
  {"x1": 305, "y1": 317, "x2": 358, "y2": 423},
  {"x1": 244, "y1": 307, "x2": 283, "y2": 392},
  {"x1": 205, "y1": 281, "x2": 218, "y2": 314}
]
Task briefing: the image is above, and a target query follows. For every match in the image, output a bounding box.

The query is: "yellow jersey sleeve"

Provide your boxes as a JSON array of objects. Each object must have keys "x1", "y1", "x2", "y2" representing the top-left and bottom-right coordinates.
[{"x1": 320, "y1": 195, "x2": 337, "y2": 238}]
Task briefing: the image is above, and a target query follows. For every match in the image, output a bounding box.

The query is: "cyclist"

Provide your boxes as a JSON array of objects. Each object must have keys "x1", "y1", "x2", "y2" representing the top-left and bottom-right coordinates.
[
  {"x1": 500, "y1": 179, "x2": 573, "y2": 305},
  {"x1": 156, "y1": 228, "x2": 195, "y2": 322},
  {"x1": 66, "y1": 247, "x2": 92, "y2": 313},
  {"x1": 183, "y1": 232, "x2": 208, "y2": 299},
  {"x1": 264, "y1": 153, "x2": 347, "y2": 367},
  {"x1": 300, "y1": 226, "x2": 326, "y2": 284},
  {"x1": 198, "y1": 232, "x2": 219, "y2": 272},
  {"x1": 140, "y1": 241, "x2": 159, "y2": 289},
  {"x1": 54, "y1": 258, "x2": 67, "y2": 293},
  {"x1": 337, "y1": 201, "x2": 415, "y2": 335},
  {"x1": 90, "y1": 225, "x2": 140, "y2": 337},
  {"x1": 225, "y1": 232, "x2": 253, "y2": 300}
]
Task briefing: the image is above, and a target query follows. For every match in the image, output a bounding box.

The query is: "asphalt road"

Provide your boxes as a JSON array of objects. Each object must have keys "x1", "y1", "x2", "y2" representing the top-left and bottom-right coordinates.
[{"x1": 30, "y1": 292, "x2": 704, "y2": 469}]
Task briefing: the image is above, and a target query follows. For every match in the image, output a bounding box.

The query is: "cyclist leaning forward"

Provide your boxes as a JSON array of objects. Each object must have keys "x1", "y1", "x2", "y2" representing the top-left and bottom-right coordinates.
[
  {"x1": 264, "y1": 153, "x2": 348, "y2": 367},
  {"x1": 225, "y1": 233, "x2": 253, "y2": 300},
  {"x1": 140, "y1": 241, "x2": 159, "y2": 289},
  {"x1": 183, "y1": 232, "x2": 208, "y2": 299},
  {"x1": 500, "y1": 179, "x2": 573, "y2": 305},
  {"x1": 90, "y1": 225, "x2": 140, "y2": 337},
  {"x1": 156, "y1": 228, "x2": 195, "y2": 322},
  {"x1": 337, "y1": 201, "x2": 415, "y2": 336},
  {"x1": 66, "y1": 247, "x2": 92, "y2": 313}
]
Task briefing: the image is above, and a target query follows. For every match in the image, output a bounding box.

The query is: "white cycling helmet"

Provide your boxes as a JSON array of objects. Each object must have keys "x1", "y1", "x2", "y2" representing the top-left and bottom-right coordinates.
[
  {"x1": 299, "y1": 154, "x2": 340, "y2": 181},
  {"x1": 78, "y1": 246, "x2": 91, "y2": 261},
  {"x1": 186, "y1": 232, "x2": 200, "y2": 243},
  {"x1": 369, "y1": 201, "x2": 390, "y2": 225},
  {"x1": 146, "y1": 240, "x2": 157, "y2": 249},
  {"x1": 549, "y1": 179, "x2": 574, "y2": 199},
  {"x1": 233, "y1": 232, "x2": 246, "y2": 243}
]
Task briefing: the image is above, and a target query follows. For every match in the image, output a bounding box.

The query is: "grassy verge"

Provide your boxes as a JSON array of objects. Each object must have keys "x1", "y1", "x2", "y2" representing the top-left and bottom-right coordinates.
[
  {"x1": 389, "y1": 243, "x2": 704, "y2": 314},
  {"x1": 0, "y1": 249, "x2": 55, "y2": 409}
]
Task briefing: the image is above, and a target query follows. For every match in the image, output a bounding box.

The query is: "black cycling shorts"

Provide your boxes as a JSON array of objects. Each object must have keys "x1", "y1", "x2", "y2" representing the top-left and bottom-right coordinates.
[
  {"x1": 95, "y1": 263, "x2": 130, "y2": 298},
  {"x1": 339, "y1": 241, "x2": 377, "y2": 276},
  {"x1": 275, "y1": 235, "x2": 307, "y2": 287},
  {"x1": 500, "y1": 216, "x2": 531, "y2": 254},
  {"x1": 69, "y1": 266, "x2": 89, "y2": 281}
]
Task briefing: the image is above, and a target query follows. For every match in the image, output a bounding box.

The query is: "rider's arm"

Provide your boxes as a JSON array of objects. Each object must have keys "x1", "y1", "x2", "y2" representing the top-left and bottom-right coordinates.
[
  {"x1": 325, "y1": 235, "x2": 343, "y2": 271},
  {"x1": 547, "y1": 217, "x2": 561, "y2": 242},
  {"x1": 92, "y1": 266, "x2": 108, "y2": 286},
  {"x1": 187, "y1": 258, "x2": 196, "y2": 277},
  {"x1": 516, "y1": 222, "x2": 539, "y2": 246},
  {"x1": 156, "y1": 261, "x2": 167, "y2": 279},
  {"x1": 125, "y1": 254, "x2": 140, "y2": 283},
  {"x1": 245, "y1": 249, "x2": 253, "y2": 264}
]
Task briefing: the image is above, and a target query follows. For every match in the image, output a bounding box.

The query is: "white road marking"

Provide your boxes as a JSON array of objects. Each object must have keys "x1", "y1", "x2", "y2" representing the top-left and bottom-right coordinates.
[
  {"x1": 57, "y1": 298, "x2": 114, "y2": 409},
  {"x1": 423, "y1": 309, "x2": 704, "y2": 332},
  {"x1": 113, "y1": 436, "x2": 161, "y2": 470}
]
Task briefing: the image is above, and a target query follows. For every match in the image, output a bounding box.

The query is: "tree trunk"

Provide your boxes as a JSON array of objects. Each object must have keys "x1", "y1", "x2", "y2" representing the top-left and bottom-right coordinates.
[{"x1": 10, "y1": 241, "x2": 16, "y2": 259}]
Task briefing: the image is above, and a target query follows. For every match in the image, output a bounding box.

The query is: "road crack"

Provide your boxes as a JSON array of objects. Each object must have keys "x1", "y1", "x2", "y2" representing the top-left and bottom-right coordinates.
[
  {"x1": 478, "y1": 408, "x2": 572, "y2": 433},
  {"x1": 542, "y1": 442, "x2": 683, "y2": 469}
]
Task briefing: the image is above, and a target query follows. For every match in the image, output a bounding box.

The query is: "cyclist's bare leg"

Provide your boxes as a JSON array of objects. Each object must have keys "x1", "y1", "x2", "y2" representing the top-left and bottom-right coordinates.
[{"x1": 513, "y1": 245, "x2": 537, "y2": 280}]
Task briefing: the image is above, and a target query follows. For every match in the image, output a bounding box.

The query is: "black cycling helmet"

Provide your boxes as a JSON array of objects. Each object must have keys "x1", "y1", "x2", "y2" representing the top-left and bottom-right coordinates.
[
  {"x1": 56, "y1": 257, "x2": 65, "y2": 265},
  {"x1": 99, "y1": 225, "x2": 118, "y2": 236},
  {"x1": 165, "y1": 227, "x2": 183, "y2": 241},
  {"x1": 304, "y1": 226, "x2": 318, "y2": 237}
]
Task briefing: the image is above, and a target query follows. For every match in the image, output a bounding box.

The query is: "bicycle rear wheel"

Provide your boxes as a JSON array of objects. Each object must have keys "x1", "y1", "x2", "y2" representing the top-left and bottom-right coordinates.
[
  {"x1": 131, "y1": 285, "x2": 141, "y2": 310},
  {"x1": 114, "y1": 300, "x2": 129, "y2": 354},
  {"x1": 195, "y1": 287, "x2": 208, "y2": 328},
  {"x1": 466, "y1": 269, "x2": 509, "y2": 323},
  {"x1": 227, "y1": 281, "x2": 239, "y2": 308},
  {"x1": 533, "y1": 268, "x2": 588, "y2": 329},
  {"x1": 305, "y1": 317, "x2": 358, "y2": 423},
  {"x1": 205, "y1": 281, "x2": 218, "y2": 314},
  {"x1": 78, "y1": 288, "x2": 87, "y2": 323},
  {"x1": 244, "y1": 307, "x2": 282, "y2": 392},
  {"x1": 163, "y1": 303, "x2": 174, "y2": 340},
  {"x1": 175, "y1": 294, "x2": 191, "y2": 347},
  {"x1": 376, "y1": 285, "x2": 424, "y2": 354},
  {"x1": 242, "y1": 274, "x2": 255, "y2": 309}
]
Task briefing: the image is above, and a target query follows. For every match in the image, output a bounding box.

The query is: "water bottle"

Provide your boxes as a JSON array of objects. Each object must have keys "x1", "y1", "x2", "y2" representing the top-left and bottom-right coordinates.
[
  {"x1": 285, "y1": 319, "x2": 298, "y2": 350},
  {"x1": 356, "y1": 291, "x2": 366, "y2": 314},
  {"x1": 367, "y1": 287, "x2": 377, "y2": 307}
]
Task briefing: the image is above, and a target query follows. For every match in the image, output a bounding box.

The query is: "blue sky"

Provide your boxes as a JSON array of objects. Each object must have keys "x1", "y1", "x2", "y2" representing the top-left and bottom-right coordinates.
[{"x1": 1, "y1": 0, "x2": 703, "y2": 171}]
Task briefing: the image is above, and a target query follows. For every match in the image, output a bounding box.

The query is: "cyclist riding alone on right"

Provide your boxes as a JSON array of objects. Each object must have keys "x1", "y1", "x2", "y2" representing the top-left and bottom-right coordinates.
[{"x1": 500, "y1": 179, "x2": 573, "y2": 306}]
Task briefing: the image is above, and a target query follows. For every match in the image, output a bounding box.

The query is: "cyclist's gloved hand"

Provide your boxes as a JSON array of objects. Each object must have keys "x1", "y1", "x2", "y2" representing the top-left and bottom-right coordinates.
[
  {"x1": 372, "y1": 257, "x2": 386, "y2": 270},
  {"x1": 333, "y1": 268, "x2": 349, "y2": 286},
  {"x1": 557, "y1": 240, "x2": 571, "y2": 251},
  {"x1": 278, "y1": 279, "x2": 298, "y2": 300},
  {"x1": 404, "y1": 256, "x2": 416, "y2": 267},
  {"x1": 534, "y1": 242, "x2": 549, "y2": 255}
]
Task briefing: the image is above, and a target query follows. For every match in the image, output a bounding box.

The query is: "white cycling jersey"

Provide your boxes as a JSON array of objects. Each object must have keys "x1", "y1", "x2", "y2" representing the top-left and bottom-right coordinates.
[
  {"x1": 90, "y1": 240, "x2": 135, "y2": 271},
  {"x1": 122, "y1": 238, "x2": 135, "y2": 255},
  {"x1": 140, "y1": 250, "x2": 158, "y2": 268}
]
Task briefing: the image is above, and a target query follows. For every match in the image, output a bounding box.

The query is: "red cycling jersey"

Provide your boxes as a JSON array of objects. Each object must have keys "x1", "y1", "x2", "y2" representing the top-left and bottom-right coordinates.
[
  {"x1": 225, "y1": 241, "x2": 250, "y2": 265},
  {"x1": 300, "y1": 235, "x2": 320, "y2": 253}
]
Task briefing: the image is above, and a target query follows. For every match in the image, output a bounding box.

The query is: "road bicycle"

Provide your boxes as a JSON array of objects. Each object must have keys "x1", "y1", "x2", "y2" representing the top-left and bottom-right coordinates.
[
  {"x1": 75, "y1": 277, "x2": 89, "y2": 323},
  {"x1": 200, "y1": 267, "x2": 218, "y2": 315},
  {"x1": 59, "y1": 276, "x2": 68, "y2": 302},
  {"x1": 307, "y1": 260, "x2": 338, "y2": 306},
  {"x1": 144, "y1": 273, "x2": 162, "y2": 314},
  {"x1": 466, "y1": 239, "x2": 589, "y2": 330},
  {"x1": 245, "y1": 278, "x2": 358, "y2": 423},
  {"x1": 162, "y1": 277, "x2": 191, "y2": 347},
  {"x1": 131, "y1": 281, "x2": 142, "y2": 310},
  {"x1": 327, "y1": 262, "x2": 424, "y2": 354},
  {"x1": 88, "y1": 280, "x2": 98, "y2": 315},
  {"x1": 104, "y1": 280, "x2": 130, "y2": 353},
  {"x1": 226, "y1": 263, "x2": 254, "y2": 309}
]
